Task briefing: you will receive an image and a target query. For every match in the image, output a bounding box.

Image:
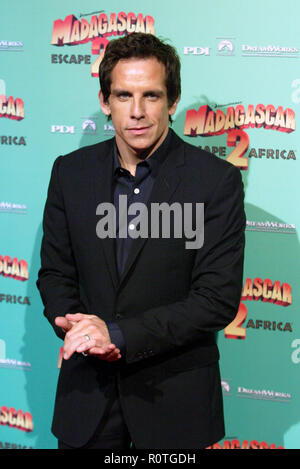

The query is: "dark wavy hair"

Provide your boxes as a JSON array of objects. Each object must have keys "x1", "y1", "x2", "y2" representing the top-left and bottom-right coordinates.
[{"x1": 99, "y1": 33, "x2": 181, "y2": 121}]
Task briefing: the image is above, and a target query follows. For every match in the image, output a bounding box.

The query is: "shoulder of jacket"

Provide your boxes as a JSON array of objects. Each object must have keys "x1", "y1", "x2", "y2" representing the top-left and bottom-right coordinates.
[
  {"x1": 180, "y1": 137, "x2": 237, "y2": 174},
  {"x1": 54, "y1": 138, "x2": 114, "y2": 169}
]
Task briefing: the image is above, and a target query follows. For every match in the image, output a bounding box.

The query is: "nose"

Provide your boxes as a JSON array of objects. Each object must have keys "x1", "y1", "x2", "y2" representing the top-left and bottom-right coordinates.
[{"x1": 130, "y1": 97, "x2": 145, "y2": 120}]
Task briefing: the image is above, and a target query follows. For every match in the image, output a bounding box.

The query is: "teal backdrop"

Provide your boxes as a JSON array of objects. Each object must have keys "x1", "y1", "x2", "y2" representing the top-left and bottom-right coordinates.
[{"x1": 0, "y1": 0, "x2": 299, "y2": 450}]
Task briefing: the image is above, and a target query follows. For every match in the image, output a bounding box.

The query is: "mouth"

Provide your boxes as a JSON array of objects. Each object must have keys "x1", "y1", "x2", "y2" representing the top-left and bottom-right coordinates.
[{"x1": 127, "y1": 126, "x2": 151, "y2": 135}]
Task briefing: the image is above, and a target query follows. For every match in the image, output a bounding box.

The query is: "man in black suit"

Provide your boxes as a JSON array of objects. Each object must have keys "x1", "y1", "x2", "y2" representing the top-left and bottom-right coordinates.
[{"x1": 37, "y1": 33, "x2": 245, "y2": 449}]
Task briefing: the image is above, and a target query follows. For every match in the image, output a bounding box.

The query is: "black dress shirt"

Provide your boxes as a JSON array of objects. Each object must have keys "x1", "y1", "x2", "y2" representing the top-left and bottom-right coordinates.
[{"x1": 107, "y1": 129, "x2": 174, "y2": 352}]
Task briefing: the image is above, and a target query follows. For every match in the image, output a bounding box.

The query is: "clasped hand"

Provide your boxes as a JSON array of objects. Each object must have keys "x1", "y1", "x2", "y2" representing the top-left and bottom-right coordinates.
[{"x1": 55, "y1": 313, "x2": 121, "y2": 362}]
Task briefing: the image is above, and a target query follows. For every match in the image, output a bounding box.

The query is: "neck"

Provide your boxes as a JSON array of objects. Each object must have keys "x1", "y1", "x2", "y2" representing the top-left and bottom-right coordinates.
[
  {"x1": 116, "y1": 128, "x2": 169, "y2": 177},
  {"x1": 117, "y1": 154, "x2": 138, "y2": 176}
]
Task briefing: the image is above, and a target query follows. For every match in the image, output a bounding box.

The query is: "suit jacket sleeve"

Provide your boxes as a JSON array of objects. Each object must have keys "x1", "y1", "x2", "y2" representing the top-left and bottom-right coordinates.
[
  {"x1": 37, "y1": 156, "x2": 87, "y2": 340},
  {"x1": 117, "y1": 163, "x2": 246, "y2": 364}
]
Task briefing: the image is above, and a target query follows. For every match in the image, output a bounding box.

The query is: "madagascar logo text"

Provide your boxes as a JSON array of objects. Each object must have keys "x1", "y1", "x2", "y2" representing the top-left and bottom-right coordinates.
[
  {"x1": 225, "y1": 277, "x2": 292, "y2": 339},
  {"x1": 0, "y1": 406, "x2": 33, "y2": 432},
  {"x1": 0, "y1": 255, "x2": 29, "y2": 281},
  {"x1": 184, "y1": 103, "x2": 296, "y2": 169},
  {"x1": 51, "y1": 12, "x2": 155, "y2": 76},
  {"x1": 0, "y1": 94, "x2": 24, "y2": 120},
  {"x1": 207, "y1": 438, "x2": 284, "y2": 449}
]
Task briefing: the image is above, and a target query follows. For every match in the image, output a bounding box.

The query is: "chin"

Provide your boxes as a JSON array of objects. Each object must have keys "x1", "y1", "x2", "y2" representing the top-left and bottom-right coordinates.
[
  {"x1": 133, "y1": 140, "x2": 159, "y2": 155},
  {"x1": 128, "y1": 135, "x2": 156, "y2": 148}
]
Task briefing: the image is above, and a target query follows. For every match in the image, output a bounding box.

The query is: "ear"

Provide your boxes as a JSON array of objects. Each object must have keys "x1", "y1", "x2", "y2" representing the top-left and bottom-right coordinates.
[
  {"x1": 168, "y1": 96, "x2": 180, "y2": 117},
  {"x1": 99, "y1": 90, "x2": 111, "y2": 116}
]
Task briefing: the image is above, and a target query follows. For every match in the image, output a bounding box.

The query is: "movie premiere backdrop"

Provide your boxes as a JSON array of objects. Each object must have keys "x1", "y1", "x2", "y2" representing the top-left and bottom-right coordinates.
[{"x1": 0, "y1": 0, "x2": 299, "y2": 450}]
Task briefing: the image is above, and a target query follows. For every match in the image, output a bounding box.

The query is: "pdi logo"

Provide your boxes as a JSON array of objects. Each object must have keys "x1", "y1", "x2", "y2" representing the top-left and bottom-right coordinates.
[
  {"x1": 51, "y1": 124, "x2": 75, "y2": 134},
  {"x1": 184, "y1": 46, "x2": 209, "y2": 56}
]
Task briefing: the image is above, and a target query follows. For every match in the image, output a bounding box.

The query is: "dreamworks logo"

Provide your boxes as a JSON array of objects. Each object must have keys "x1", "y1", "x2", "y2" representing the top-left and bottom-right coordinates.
[
  {"x1": 0, "y1": 339, "x2": 5, "y2": 360},
  {"x1": 0, "y1": 40, "x2": 23, "y2": 52},
  {"x1": 104, "y1": 123, "x2": 115, "y2": 135},
  {"x1": 0, "y1": 339, "x2": 31, "y2": 371},
  {"x1": 96, "y1": 196, "x2": 204, "y2": 249}
]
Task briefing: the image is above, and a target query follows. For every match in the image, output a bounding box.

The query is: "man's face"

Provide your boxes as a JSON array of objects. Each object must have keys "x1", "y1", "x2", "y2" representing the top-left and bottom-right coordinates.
[{"x1": 99, "y1": 57, "x2": 178, "y2": 159}]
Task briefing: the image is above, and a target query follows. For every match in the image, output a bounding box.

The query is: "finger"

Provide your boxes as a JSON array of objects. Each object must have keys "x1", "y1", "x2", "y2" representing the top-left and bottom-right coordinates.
[
  {"x1": 65, "y1": 328, "x2": 107, "y2": 350},
  {"x1": 88, "y1": 346, "x2": 121, "y2": 361},
  {"x1": 64, "y1": 335, "x2": 94, "y2": 360},
  {"x1": 106, "y1": 350, "x2": 122, "y2": 361},
  {"x1": 65, "y1": 323, "x2": 110, "y2": 350},
  {"x1": 97, "y1": 343, "x2": 117, "y2": 353},
  {"x1": 93, "y1": 350, "x2": 121, "y2": 361},
  {"x1": 55, "y1": 316, "x2": 73, "y2": 332},
  {"x1": 76, "y1": 338, "x2": 97, "y2": 354},
  {"x1": 65, "y1": 313, "x2": 88, "y2": 322},
  {"x1": 63, "y1": 317, "x2": 98, "y2": 340},
  {"x1": 64, "y1": 321, "x2": 88, "y2": 339}
]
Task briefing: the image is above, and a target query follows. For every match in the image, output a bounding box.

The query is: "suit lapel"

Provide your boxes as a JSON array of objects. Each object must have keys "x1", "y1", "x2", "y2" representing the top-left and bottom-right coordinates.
[
  {"x1": 118, "y1": 139, "x2": 186, "y2": 287},
  {"x1": 92, "y1": 140, "x2": 119, "y2": 290}
]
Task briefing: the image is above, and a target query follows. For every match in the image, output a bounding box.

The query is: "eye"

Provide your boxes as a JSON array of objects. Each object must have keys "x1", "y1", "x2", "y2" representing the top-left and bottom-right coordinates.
[
  {"x1": 145, "y1": 92, "x2": 159, "y2": 100},
  {"x1": 116, "y1": 92, "x2": 131, "y2": 101}
]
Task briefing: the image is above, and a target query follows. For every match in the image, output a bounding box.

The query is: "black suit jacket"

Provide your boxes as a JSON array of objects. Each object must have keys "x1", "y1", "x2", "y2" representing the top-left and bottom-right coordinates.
[{"x1": 37, "y1": 130, "x2": 245, "y2": 449}]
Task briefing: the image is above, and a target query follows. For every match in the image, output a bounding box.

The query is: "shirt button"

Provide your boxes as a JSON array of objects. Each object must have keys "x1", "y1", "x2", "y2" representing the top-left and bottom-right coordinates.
[
  {"x1": 134, "y1": 188, "x2": 140, "y2": 194},
  {"x1": 129, "y1": 223, "x2": 135, "y2": 230}
]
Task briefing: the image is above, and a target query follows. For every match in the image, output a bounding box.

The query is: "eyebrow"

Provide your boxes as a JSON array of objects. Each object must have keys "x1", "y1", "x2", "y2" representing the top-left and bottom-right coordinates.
[{"x1": 111, "y1": 89, "x2": 165, "y2": 97}]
